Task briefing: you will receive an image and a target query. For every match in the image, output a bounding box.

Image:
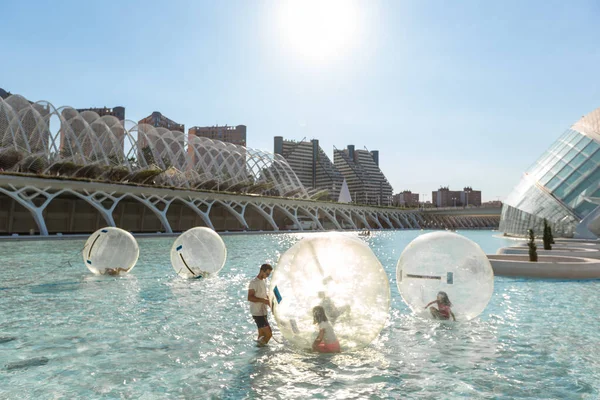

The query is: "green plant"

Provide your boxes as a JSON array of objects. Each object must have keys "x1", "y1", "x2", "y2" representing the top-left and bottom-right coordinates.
[
  {"x1": 127, "y1": 166, "x2": 163, "y2": 184},
  {"x1": 0, "y1": 148, "x2": 24, "y2": 170},
  {"x1": 74, "y1": 164, "x2": 103, "y2": 179},
  {"x1": 47, "y1": 161, "x2": 81, "y2": 176},
  {"x1": 21, "y1": 154, "x2": 48, "y2": 174},
  {"x1": 543, "y1": 219, "x2": 553, "y2": 250},
  {"x1": 528, "y1": 229, "x2": 538, "y2": 262},
  {"x1": 104, "y1": 166, "x2": 130, "y2": 181}
]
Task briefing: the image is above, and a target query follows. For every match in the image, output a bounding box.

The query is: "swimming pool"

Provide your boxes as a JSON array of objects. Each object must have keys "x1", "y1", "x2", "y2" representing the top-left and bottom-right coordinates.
[{"x1": 1, "y1": 230, "x2": 599, "y2": 399}]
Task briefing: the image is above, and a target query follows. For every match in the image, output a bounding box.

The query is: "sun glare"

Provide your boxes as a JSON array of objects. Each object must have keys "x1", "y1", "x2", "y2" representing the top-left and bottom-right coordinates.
[{"x1": 276, "y1": 0, "x2": 360, "y2": 64}]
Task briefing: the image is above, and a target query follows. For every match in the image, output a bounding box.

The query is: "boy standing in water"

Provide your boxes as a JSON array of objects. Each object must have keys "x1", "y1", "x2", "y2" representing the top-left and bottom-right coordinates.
[{"x1": 248, "y1": 263, "x2": 273, "y2": 346}]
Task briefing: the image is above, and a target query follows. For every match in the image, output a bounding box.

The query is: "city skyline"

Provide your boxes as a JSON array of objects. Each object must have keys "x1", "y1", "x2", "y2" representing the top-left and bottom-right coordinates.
[{"x1": 2, "y1": 1, "x2": 599, "y2": 202}]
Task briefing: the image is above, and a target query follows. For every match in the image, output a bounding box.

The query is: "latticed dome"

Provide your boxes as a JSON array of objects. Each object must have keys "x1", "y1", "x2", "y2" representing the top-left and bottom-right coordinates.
[
  {"x1": 572, "y1": 107, "x2": 600, "y2": 141},
  {"x1": 0, "y1": 94, "x2": 308, "y2": 198}
]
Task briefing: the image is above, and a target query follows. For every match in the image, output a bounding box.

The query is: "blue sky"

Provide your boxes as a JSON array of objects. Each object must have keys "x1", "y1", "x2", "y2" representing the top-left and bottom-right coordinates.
[{"x1": 2, "y1": 0, "x2": 599, "y2": 201}]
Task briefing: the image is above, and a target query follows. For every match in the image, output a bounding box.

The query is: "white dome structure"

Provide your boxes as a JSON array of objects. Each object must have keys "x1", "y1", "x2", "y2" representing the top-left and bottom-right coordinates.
[{"x1": 500, "y1": 106, "x2": 600, "y2": 238}]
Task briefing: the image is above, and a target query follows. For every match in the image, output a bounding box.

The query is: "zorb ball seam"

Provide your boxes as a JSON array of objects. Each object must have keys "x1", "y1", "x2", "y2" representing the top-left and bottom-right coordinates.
[
  {"x1": 170, "y1": 227, "x2": 227, "y2": 279},
  {"x1": 83, "y1": 227, "x2": 139, "y2": 275},
  {"x1": 396, "y1": 231, "x2": 494, "y2": 322}
]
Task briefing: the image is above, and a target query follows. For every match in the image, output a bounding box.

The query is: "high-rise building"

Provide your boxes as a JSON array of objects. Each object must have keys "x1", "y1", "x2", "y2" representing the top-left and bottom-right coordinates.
[
  {"x1": 500, "y1": 106, "x2": 600, "y2": 238},
  {"x1": 431, "y1": 186, "x2": 481, "y2": 207},
  {"x1": 188, "y1": 125, "x2": 246, "y2": 146},
  {"x1": 393, "y1": 190, "x2": 419, "y2": 207},
  {"x1": 274, "y1": 137, "x2": 344, "y2": 201},
  {"x1": 334, "y1": 145, "x2": 393, "y2": 206},
  {"x1": 138, "y1": 112, "x2": 185, "y2": 169}
]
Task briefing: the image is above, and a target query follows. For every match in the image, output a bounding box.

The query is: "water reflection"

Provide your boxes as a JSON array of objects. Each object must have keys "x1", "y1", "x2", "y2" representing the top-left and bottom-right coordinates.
[{"x1": 3, "y1": 232, "x2": 600, "y2": 398}]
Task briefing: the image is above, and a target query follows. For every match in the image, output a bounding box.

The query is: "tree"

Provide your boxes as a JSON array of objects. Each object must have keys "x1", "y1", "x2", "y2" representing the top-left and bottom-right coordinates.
[
  {"x1": 543, "y1": 219, "x2": 553, "y2": 250},
  {"x1": 141, "y1": 145, "x2": 155, "y2": 166},
  {"x1": 528, "y1": 229, "x2": 538, "y2": 262}
]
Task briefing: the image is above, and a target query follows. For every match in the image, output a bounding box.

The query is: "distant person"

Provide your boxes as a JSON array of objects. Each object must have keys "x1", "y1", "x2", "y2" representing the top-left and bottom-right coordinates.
[
  {"x1": 312, "y1": 306, "x2": 341, "y2": 353},
  {"x1": 425, "y1": 291, "x2": 456, "y2": 321},
  {"x1": 248, "y1": 263, "x2": 273, "y2": 347},
  {"x1": 102, "y1": 267, "x2": 129, "y2": 276},
  {"x1": 318, "y1": 291, "x2": 350, "y2": 324}
]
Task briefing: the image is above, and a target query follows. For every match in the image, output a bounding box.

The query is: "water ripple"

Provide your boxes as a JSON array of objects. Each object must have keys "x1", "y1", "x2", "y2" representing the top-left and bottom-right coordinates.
[{"x1": 0, "y1": 232, "x2": 598, "y2": 399}]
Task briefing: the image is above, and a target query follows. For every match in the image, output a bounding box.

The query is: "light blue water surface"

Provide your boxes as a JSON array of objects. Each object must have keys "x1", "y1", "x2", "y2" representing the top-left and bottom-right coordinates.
[{"x1": 1, "y1": 230, "x2": 599, "y2": 399}]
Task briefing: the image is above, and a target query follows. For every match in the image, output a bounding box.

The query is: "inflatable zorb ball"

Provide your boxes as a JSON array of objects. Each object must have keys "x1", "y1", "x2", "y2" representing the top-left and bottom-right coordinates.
[
  {"x1": 83, "y1": 227, "x2": 139, "y2": 275},
  {"x1": 396, "y1": 231, "x2": 494, "y2": 321},
  {"x1": 170, "y1": 227, "x2": 227, "y2": 279},
  {"x1": 270, "y1": 233, "x2": 390, "y2": 351}
]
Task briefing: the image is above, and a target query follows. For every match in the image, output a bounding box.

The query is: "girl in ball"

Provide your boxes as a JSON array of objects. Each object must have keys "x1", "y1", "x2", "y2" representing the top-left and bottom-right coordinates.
[
  {"x1": 312, "y1": 306, "x2": 341, "y2": 353},
  {"x1": 425, "y1": 291, "x2": 456, "y2": 321}
]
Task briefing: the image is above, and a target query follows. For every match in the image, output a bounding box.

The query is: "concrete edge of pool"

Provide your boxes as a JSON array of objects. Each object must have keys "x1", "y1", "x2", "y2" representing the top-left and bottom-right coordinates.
[{"x1": 488, "y1": 254, "x2": 600, "y2": 279}]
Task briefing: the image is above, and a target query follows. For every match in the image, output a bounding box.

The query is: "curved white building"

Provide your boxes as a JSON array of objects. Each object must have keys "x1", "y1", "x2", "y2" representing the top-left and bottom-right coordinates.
[
  {"x1": 500, "y1": 107, "x2": 600, "y2": 238},
  {"x1": 0, "y1": 93, "x2": 307, "y2": 199}
]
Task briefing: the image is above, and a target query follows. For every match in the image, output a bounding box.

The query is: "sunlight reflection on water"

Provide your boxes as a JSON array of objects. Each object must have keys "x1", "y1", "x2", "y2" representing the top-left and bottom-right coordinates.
[{"x1": 1, "y1": 231, "x2": 599, "y2": 399}]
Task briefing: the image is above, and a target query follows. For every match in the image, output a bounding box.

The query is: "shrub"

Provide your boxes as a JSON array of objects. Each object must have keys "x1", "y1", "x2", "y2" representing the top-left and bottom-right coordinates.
[
  {"x1": 47, "y1": 161, "x2": 80, "y2": 176},
  {"x1": 21, "y1": 154, "x2": 48, "y2": 174},
  {"x1": 0, "y1": 148, "x2": 24, "y2": 170},
  {"x1": 74, "y1": 164, "x2": 104, "y2": 179},
  {"x1": 528, "y1": 229, "x2": 538, "y2": 262},
  {"x1": 104, "y1": 166, "x2": 130, "y2": 182},
  {"x1": 543, "y1": 219, "x2": 553, "y2": 250},
  {"x1": 127, "y1": 167, "x2": 163, "y2": 184}
]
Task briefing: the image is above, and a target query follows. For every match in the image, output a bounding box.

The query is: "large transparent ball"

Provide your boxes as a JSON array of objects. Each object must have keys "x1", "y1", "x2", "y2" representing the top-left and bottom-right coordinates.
[
  {"x1": 83, "y1": 227, "x2": 139, "y2": 275},
  {"x1": 270, "y1": 233, "x2": 390, "y2": 351},
  {"x1": 170, "y1": 227, "x2": 227, "y2": 279},
  {"x1": 396, "y1": 232, "x2": 494, "y2": 321}
]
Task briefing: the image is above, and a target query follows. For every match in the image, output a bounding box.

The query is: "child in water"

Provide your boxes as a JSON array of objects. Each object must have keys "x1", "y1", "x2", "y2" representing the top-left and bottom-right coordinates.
[
  {"x1": 425, "y1": 291, "x2": 456, "y2": 321},
  {"x1": 312, "y1": 306, "x2": 341, "y2": 353}
]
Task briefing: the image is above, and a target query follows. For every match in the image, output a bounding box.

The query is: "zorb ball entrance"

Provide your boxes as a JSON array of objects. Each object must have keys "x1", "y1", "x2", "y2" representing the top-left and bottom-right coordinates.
[
  {"x1": 170, "y1": 227, "x2": 227, "y2": 279},
  {"x1": 83, "y1": 227, "x2": 139, "y2": 275},
  {"x1": 396, "y1": 232, "x2": 494, "y2": 321},
  {"x1": 270, "y1": 233, "x2": 390, "y2": 351}
]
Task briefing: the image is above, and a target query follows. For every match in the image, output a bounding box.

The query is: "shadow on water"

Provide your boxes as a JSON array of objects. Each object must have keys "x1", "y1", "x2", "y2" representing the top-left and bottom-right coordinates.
[{"x1": 5, "y1": 357, "x2": 49, "y2": 371}]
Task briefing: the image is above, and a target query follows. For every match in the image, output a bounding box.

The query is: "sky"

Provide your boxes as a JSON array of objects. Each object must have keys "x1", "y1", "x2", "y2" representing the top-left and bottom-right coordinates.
[{"x1": 2, "y1": 0, "x2": 599, "y2": 202}]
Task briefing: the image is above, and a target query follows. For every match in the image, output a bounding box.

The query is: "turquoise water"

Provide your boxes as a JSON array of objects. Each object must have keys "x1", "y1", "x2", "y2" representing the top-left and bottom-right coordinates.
[{"x1": 1, "y1": 230, "x2": 599, "y2": 399}]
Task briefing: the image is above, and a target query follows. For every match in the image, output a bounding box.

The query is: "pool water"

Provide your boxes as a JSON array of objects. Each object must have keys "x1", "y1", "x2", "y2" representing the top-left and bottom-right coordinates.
[{"x1": 1, "y1": 230, "x2": 599, "y2": 399}]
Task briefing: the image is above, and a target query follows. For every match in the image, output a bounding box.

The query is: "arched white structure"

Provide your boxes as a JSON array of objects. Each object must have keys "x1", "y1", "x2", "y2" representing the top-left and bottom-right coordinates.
[{"x1": 0, "y1": 94, "x2": 307, "y2": 199}]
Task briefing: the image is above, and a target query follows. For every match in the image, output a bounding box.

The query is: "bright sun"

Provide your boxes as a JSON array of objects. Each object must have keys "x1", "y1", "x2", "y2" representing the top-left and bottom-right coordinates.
[{"x1": 276, "y1": 0, "x2": 360, "y2": 64}]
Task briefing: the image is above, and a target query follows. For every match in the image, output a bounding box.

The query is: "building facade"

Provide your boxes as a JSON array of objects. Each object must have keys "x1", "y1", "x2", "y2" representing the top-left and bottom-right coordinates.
[
  {"x1": 500, "y1": 107, "x2": 600, "y2": 238},
  {"x1": 274, "y1": 137, "x2": 344, "y2": 201},
  {"x1": 333, "y1": 145, "x2": 393, "y2": 206},
  {"x1": 76, "y1": 106, "x2": 125, "y2": 122},
  {"x1": 393, "y1": 190, "x2": 419, "y2": 207},
  {"x1": 432, "y1": 186, "x2": 482, "y2": 207},
  {"x1": 188, "y1": 125, "x2": 246, "y2": 146}
]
